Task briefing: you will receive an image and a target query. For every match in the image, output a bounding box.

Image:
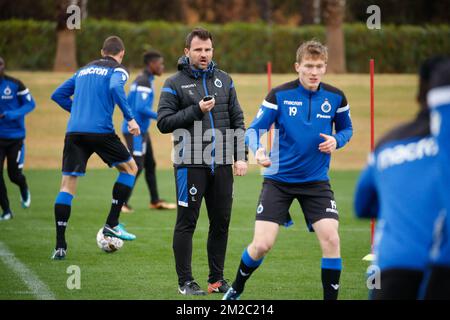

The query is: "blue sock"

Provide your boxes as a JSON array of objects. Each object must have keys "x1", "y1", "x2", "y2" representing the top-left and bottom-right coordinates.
[
  {"x1": 232, "y1": 248, "x2": 264, "y2": 293},
  {"x1": 116, "y1": 172, "x2": 135, "y2": 188}
]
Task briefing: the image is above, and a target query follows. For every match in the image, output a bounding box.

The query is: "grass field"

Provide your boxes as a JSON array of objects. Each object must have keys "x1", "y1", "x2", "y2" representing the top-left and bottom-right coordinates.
[
  {"x1": 0, "y1": 169, "x2": 371, "y2": 300},
  {"x1": 0, "y1": 71, "x2": 419, "y2": 300}
]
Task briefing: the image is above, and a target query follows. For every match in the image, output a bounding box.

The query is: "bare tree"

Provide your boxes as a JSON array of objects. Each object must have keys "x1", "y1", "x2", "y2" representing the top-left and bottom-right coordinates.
[
  {"x1": 53, "y1": 0, "x2": 80, "y2": 72},
  {"x1": 323, "y1": 0, "x2": 346, "y2": 73}
]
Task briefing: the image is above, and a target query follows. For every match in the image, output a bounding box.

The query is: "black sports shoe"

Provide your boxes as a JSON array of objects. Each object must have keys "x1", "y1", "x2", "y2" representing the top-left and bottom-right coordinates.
[
  {"x1": 208, "y1": 279, "x2": 231, "y2": 293},
  {"x1": 0, "y1": 211, "x2": 13, "y2": 221},
  {"x1": 178, "y1": 280, "x2": 207, "y2": 296},
  {"x1": 51, "y1": 248, "x2": 67, "y2": 260}
]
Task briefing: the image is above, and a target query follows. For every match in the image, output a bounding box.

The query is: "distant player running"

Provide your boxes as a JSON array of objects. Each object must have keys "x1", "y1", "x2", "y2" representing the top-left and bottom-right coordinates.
[
  {"x1": 120, "y1": 50, "x2": 176, "y2": 213},
  {"x1": 223, "y1": 40, "x2": 353, "y2": 300},
  {"x1": 50, "y1": 36, "x2": 140, "y2": 260},
  {"x1": 0, "y1": 56, "x2": 35, "y2": 220}
]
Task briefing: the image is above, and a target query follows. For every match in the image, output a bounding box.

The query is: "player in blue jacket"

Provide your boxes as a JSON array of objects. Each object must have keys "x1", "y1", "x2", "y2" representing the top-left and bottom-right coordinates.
[
  {"x1": 424, "y1": 58, "x2": 450, "y2": 299},
  {"x1": 354, "y1": 57, "x2": 446, "y2": 299},
  {"x1": 0, "y1": 56, "x2": 35, "y2": 220},
  {"x1": 223, "y1": 40, "x2": 352, "y2": 300},
  {"x1": 120, "y1": 50, "x2": 175, "y2": 213},
  {"x1": 50, "y1": 36, "x2": 141, "y2": 260}
]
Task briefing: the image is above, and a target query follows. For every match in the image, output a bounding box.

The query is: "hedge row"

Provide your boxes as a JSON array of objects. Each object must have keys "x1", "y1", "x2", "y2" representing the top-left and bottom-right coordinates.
[{"x1": 1, "y1": 19, "x2": 449, "y2": 73}]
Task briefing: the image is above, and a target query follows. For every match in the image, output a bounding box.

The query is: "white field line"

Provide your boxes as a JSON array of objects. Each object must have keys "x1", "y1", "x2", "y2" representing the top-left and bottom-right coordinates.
[{"x1": 0, "y1": 241, "x2": 55, "y2": 300}]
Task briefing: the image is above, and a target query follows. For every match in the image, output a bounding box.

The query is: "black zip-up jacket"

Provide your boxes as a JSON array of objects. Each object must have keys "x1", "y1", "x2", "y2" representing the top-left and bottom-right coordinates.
[{"x1": 157, "y1": 56, "x2": 247, "y2": 170}]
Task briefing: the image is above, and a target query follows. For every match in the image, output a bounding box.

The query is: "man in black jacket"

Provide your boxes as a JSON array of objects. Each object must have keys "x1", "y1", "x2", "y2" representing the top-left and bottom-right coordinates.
[{"x1": 157, "y1": 28, "x2": 247, "y2": 296}]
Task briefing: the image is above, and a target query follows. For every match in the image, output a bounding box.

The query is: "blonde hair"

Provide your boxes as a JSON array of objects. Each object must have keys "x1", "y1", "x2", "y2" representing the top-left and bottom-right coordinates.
[{"x1": 296, "y1": 40, "x2": 328, "y2": 64}]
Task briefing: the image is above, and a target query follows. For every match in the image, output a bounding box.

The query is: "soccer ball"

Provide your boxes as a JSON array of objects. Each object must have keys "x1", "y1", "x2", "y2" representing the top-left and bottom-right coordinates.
[{"x1": 96, "y1": 228, "x2": 124, "y2": 253}]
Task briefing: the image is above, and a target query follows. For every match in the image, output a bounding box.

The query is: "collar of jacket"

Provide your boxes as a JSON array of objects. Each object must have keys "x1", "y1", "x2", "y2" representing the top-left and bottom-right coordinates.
[
  {"x1": 102, "y1": 56, "x2": 120, "y2": 63},
  {"x1": 297, "y1": 79, "x2": 323, "y2": 96},
  {"x1": 143, "y1": 69, "x2": 154, "y2": 82},
  {"x1": 177, "y1": 56, "x2": 216, "y2": 79}
]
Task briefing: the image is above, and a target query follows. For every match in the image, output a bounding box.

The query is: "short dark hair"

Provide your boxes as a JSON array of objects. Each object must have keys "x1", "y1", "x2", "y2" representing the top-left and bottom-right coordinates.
[
  {"x1": 143, "y1": 50, "x2": 162, "y2": 65},
  {"x1": 418, "y1": 55, "x2": 449, "y2": 107},
  {"x1": 102, "y1": 36, "x2": 125, "y2": 55},
  {"x1": 185, "y1": 28, "x2": 213, "y2": 49}
]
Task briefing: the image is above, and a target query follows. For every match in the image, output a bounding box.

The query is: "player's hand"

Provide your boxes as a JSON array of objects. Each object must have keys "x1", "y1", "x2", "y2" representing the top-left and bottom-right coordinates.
[
  {"x1": 255, "y1": 147, "x2": 271, "y2": 167},
  {"x1": 127, "y1": 119, "x2": 141, "y2": 136},
  {"x1": 199, "y1": 97, "x2": 215, "y2": 113},
  {"x1": 319, "y1": 133, "x2": 337, "y2": 154},
  {"x1": 234, "y1": 160, "x2": 248, "y2": 176}
]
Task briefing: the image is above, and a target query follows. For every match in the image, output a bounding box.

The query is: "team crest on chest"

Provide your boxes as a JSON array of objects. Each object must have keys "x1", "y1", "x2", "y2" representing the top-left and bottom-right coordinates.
[
  {"x1": 321, "y1": 99, "x2": 332, "y2": 113},
  {"x1": 2, "y1": 86, "x2": 13, "y2": 99},
  {"x1": 214, "y1": 78, "x2": 223, "y2": 88},
  {"x1": 3, "y1": 86, "x2": 11, "y2": 96}
]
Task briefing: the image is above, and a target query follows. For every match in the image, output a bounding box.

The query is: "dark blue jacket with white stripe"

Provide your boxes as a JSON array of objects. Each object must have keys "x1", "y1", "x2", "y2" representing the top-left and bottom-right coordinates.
[
  {"x1": 0, "y1": 74, "x2": 36, "y2": 139},
  {"x1": 51, "y1": 56, "x2": 134, "y2": 134},
  {"x1": 246, "y1": 80, "x2": 353, "y2": 183},
  {"x1": 354, "y1": 111, "x2": 442, "y2": 271},
  {"x1": 157, "y1": 56, "x2": 246, "y2": 170}
]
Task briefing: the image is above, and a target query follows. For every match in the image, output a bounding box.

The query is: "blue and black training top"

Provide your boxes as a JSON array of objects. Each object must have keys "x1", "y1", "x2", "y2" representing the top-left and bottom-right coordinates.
[
  {"x1": 0, "y1": 74, "x2": 36, "y2": 139},
  {"x1": 121, "y1": 69, "x2": 157, "y2": 135},
  {"x1": 354, "y1": 111, "x2": 442, "y2": 271},
  {"x1": 246, "y1": 79, "x2": 353, "y2": 183},
  {"x1": 51, "y1": 56, "x2": 134, "y2": 134}
]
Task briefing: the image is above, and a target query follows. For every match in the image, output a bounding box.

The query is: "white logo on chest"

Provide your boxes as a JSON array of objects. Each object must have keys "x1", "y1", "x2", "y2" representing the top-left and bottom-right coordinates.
[
  {"x1": 214, "y1": 78, "x2": 223, "y2": 88},
  {"x1": 1, "y1": 86, "x2": 13, "y2": 99},
  {"x1": 4, "y1": 86, "x2": 11, "y2": 96}
]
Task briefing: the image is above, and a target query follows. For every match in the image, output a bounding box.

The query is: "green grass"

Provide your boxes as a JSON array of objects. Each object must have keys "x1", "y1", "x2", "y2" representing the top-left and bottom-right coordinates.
[{"x1": 0, "y1": 169, "x2": 371, "y2": 300}]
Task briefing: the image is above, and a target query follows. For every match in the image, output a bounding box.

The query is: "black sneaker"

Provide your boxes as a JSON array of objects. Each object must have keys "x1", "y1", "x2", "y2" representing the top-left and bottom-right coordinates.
[
  {"x1": 51, "y1": 248, "x2": 67, "y2": 260},
  {"x1": 208, "y1": 279, "x2": 231, "y2": 293},
  {"x1": 178, "y1": 280, "x2": 207, "y2": 296},
  {"x1": 0, "y1": 211, "x2": 13, "y2": 221}
]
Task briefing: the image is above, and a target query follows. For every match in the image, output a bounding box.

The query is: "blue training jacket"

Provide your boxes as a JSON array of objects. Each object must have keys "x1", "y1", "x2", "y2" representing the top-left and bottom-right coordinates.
[
  {"x1": 0, "y1": 75, "x2": 36, "y2": 139},
  {"x1": 246, "y1": 79, "x2": 353, "y2": 183},
  {"x1": 354, "y1": 111, "x2": 442, "y2": 271},
  {"x1": 51, "y1": 56, "x2": 134, "y2": 134},
  {"x1": 428, "y1": 61, "x2": 450, "y2": 266},
  {"x1": 121, "y1": 70, "x2": 157, "y2": 134}
]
